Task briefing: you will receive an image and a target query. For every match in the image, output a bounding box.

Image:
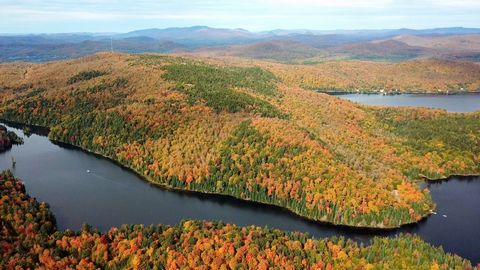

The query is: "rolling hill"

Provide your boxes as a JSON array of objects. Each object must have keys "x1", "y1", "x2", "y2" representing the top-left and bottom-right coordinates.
[
  {"x1": 0, "y1": 52, "x2": 478, "y2": 230},
  {"x1": 392, "y1": 34, "x2": 480, "y2": 61},
  {"x1": 197, "y1": 40, "x2": 322, "y2": 61},
  {"x1": 259, "y1": 58, "x2": 480, "y2": 92},
  {"x1": 328, "y1": 40, "x2": 431, "y2": 61},
  {"x1": 0, "y1": 37, "x2": 187, "y2": 62},
  {"x1": 198, "y1": 35, "x2": 480, "y2": 63},
  {"x1": 118, "y1": 26, "x2": 257, "y2": 47},
  {"x1": 393, "y1": 34, "x2": 480, "y2": 51},
  {"x1": 3, "y1": 26, "x2": 480, "y2": 63}
]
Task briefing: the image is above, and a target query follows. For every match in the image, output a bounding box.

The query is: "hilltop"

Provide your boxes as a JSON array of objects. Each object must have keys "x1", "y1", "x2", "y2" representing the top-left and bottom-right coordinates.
[
  {"x1": 0, "y1": 53, "x2": 479, "y2": 229},
  {"x1": 196, "y1": 34, "x2": 480, "y2": 63},
  {"x1": 189, "y1": 55, "x2": 480, "y2": 93},
  {"x1": 260, "y1": 58, "x2": 480, "y2": 93},
  {"x1": 196, "y1": 40, "x2": 322, "y2": 62}
]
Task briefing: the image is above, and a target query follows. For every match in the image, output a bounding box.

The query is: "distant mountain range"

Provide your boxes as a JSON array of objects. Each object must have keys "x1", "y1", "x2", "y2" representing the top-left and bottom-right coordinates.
[{"x1": 1, "y1": 26, "x2": 480, "y2": 62}]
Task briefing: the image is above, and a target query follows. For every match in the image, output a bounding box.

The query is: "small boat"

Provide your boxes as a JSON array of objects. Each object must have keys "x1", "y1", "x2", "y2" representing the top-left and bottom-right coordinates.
[
  {"x1": 442, "y1": 214, "x2": 447, "y2": 218},
  {"x1": 86, "y1": 169, "x2": 91, "y2": 173}
]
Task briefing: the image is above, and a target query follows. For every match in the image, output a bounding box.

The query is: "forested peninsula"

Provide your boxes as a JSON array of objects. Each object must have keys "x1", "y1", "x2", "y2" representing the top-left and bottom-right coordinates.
[{"x1": 0, "y1": 53, "x2": 479, "y2": 229}]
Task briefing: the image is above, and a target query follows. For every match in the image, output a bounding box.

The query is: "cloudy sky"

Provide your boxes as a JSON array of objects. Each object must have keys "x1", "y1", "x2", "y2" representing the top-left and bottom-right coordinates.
[{"x1": 1, "y1": 0, "x2": 480, "y2": 33}]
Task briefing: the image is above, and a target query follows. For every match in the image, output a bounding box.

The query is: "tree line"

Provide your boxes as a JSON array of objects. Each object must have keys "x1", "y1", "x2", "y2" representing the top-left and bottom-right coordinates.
[{"x1": 0, "y1": 171, "x2": 474, "y2": 269}]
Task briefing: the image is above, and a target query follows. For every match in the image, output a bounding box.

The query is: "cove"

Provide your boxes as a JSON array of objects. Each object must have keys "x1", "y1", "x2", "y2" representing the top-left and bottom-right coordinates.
[
  {"x1": 0, "y1": 123, "x2": 479, "y2": 263},
  {"x1": 334, "y1": 93, "x2": 480, "y2": 112}
]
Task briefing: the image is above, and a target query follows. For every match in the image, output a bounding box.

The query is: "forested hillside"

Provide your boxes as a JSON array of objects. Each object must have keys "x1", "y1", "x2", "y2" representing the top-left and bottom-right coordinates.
[
  {"x1": 251, "y1": 59, "x2": 480, "y2": 93},
  {"x1": 0, "y1": 53, "x2": 479, "y2": 229},
  {"x1": 1, "y1": 171, "x2": 474, "y2": 269},
  {"x1": 191, "y1": 54, "x2": 480, "y2": 93}
]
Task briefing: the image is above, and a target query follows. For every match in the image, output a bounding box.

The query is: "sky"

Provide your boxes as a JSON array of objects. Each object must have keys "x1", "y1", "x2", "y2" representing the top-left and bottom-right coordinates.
[{"x1": 1, "y1": 0, "x2": 480, "y2": 34}]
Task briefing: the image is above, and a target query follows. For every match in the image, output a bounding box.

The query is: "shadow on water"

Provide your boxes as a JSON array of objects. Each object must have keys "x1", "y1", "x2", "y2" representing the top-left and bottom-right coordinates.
[{"x1": 0, "y1": 121, "x2": 479, "y2": 263}]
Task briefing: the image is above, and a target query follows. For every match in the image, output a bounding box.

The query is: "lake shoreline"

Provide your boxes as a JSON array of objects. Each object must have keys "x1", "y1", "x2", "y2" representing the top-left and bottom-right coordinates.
[
  {"x1": 1, "y1": 169, "x2": 473, "y2": 268},
  {"x1": 3, "y1": 119, "x2": 479, "y2": 231},
  {"x1": 328, "y1": 92, "x2": 480, "y2": 113},
  {"x1": 53, "y1": 139, "x2": 430, "y2": 231},
  {"x1": 319, "y1": 91, "x2": 480, "y2": 96},
  {"x1": 2, "y1": 119, "x2": 480, "y2": 263}
]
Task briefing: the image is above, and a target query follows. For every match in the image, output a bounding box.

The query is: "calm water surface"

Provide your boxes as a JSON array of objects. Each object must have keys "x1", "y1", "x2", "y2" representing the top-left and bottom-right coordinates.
[
  {"x1": 336, "y1": 93, "x2": 480, "y2": 112},
  {"x1": 0, "y1": 123, "x2": 479, "y2": 263}
]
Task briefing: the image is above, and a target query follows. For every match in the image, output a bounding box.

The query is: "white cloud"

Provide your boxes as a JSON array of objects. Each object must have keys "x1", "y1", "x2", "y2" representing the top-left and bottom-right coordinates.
[
  {"x1": 0, "y1": 0, "x2": 479, "y2": 32},
  {"x1": 0, "y1": 7, "x2": 119, "y2": 21},
  {"x1": 0, "y1": 5, "x2": 285, "y2": 22}
]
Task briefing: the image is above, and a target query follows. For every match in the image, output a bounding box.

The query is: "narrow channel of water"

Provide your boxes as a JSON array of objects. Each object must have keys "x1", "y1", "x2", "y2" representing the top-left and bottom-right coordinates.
[{"x1": 0, "y1": 123, "x2": 478, "y2": 263}]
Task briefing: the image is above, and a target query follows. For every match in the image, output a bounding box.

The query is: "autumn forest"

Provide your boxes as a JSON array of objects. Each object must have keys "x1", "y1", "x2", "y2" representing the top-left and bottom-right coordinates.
[{"x1": 0, "y1": 52, "x2": 479, "y2": 269}]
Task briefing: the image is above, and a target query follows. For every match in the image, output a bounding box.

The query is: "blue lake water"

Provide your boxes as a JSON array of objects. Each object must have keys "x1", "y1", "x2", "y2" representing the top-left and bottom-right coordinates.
[{"x1": 336, "y1": 93, "x2": 480, "y2": 112}]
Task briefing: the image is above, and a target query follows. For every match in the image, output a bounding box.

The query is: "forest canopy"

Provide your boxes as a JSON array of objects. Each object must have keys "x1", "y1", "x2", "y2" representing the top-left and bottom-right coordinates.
[
  {"x1": 0, "y1": 171, "x2": 474, "y2": 270},
  {"x1": 0, "y1": 53, "x2": 478, "y2": 229}
]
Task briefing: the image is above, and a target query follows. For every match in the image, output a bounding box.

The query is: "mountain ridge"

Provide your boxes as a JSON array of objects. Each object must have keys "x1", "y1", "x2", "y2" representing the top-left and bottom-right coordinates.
[{"x1": 3, "y1": 26, "x2": 480, "y2": 62}]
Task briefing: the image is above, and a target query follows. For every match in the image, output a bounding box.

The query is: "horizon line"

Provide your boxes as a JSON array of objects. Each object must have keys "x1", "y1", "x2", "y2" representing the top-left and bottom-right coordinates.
[{"x1": 1, "y1": 25, "x2": 479, "y2": 36}]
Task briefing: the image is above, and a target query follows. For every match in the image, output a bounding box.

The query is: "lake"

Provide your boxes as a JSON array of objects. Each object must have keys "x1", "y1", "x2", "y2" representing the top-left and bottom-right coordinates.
[
  {"x1": 335, "y1": 93, "x2": 480, "y2": 112},
  {"x1": 0, "y1": 123, "x2": 479, "y2": 263}
]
